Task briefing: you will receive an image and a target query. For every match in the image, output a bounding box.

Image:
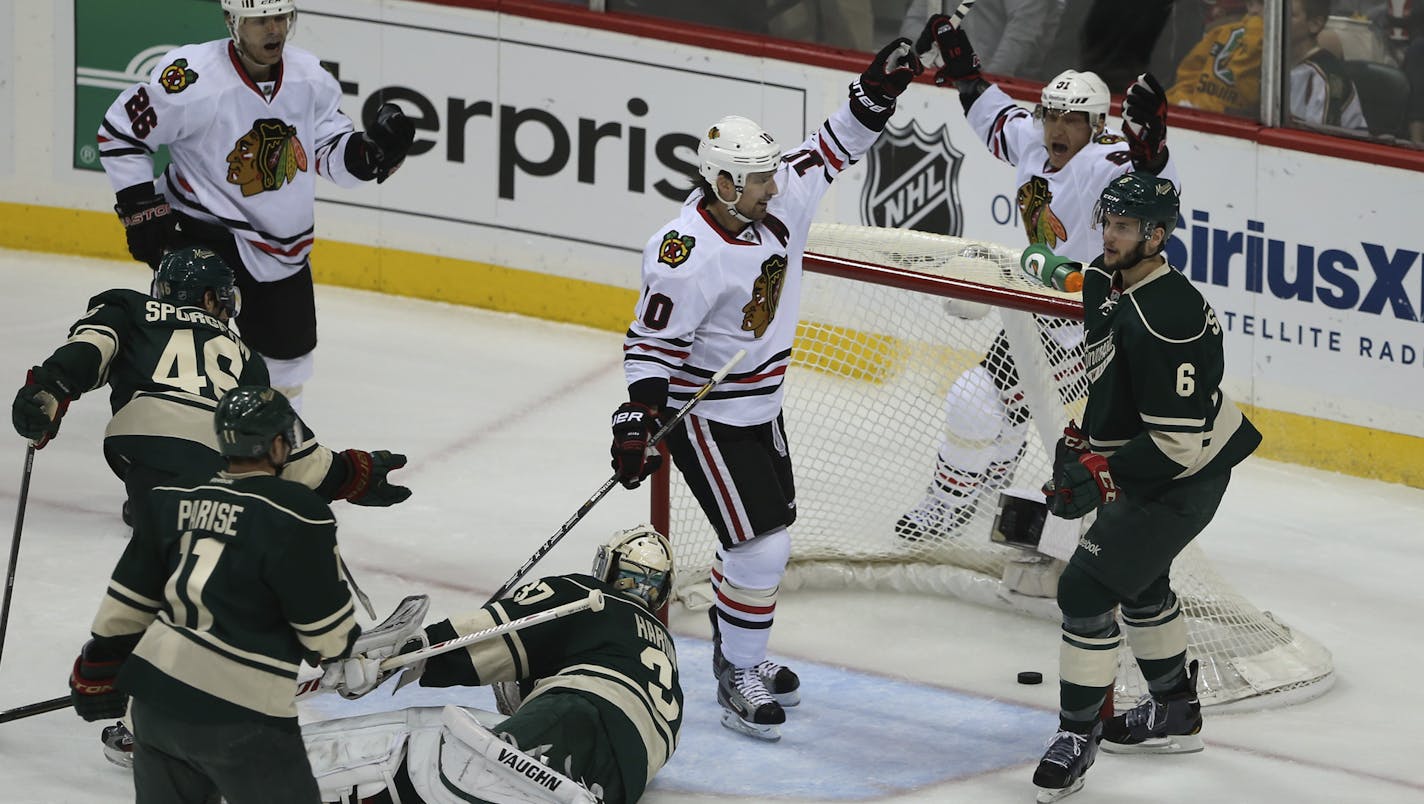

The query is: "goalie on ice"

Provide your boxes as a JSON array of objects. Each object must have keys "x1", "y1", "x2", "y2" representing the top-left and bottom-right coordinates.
[{"x1": 308, "y1": 525, "x2": 682, "y2": 804}]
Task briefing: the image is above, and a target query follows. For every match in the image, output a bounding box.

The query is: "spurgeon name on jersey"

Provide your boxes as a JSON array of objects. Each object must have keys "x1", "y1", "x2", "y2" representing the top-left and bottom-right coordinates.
[
  {"x1": 1078, "y1": 260, "x2": 1261, "y2": 495},
  {"x1": 622, "y1": 101, "x2": 881, "y2": 427},
  {"x1": 967, "y1": 84, "x2": 1181, "y2": 264},
  {"x1": 98, "y1": 39, "x2": 366, "y2": 282},
  {"x1": 418, "y1": 574, "x2": 682, "y2": 804}
]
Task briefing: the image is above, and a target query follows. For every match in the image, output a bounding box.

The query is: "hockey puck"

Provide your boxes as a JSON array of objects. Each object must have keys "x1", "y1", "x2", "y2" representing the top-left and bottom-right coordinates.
[{"x1": 1017, "y1": 671, "x2": 1044, "y2": 685}]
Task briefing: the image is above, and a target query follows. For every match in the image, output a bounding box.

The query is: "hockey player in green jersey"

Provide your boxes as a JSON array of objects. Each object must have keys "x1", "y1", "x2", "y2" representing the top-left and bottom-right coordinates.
[
  {"x1": 1021, "y1": 173, "x2": 1261, "y2": 802},
  {"x1": 309, "y1": 525, "x2": 681, "y2": 804},
  {"x1": 11, "y1": 245, "x2": 410, "y2": 765},
  {"x1": 11, "y1": 246, "x2": 411, "y2": 521},
  {"x1": 68, "y1": 386, "x2": 363, "y2": 804}
]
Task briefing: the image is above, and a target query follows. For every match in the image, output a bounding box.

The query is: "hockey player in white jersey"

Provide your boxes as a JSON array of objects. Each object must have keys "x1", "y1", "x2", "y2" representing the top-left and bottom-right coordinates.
[
  {"x1": 609, "y1": 39, "x2": 923, "y2": 741},
  {"x1": 894, "y1": 13, "x2": 1180, "y2": 542},
  {"x1": 97, "y1": 0, "x2": 414, "y2": 412}
]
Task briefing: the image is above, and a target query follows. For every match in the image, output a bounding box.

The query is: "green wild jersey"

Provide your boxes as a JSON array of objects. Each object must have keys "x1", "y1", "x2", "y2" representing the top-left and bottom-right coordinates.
[
  {"x1": 1079, "y1": 260, "x2": 1261, "y2": 496},
  {"x1": 91, "y1": 471, "x2": 359, "y2": 726},
  {"x1": 39, "y1": 288, "x2": 335, "y2": 488},
  {"x1": 420, "y1": 574, "x2": 682, "y2": 802}
]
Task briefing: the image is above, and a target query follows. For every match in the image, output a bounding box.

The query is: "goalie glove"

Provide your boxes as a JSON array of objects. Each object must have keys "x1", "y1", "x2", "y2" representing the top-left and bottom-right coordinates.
[
  {"x1": 333, "y1": 449, "x2": 412, "y2": 507},
  {"x1": 1121, "y1": 72, "x2": 1169, "y2": 172},
  {"x1": 12, "y1": 366, "x2": 76, "y2": 449},
  {"x1": 916, "y1": 14, "x2": 982, "y2": 86},
  {"x1": 1020, "y1": 244, "x2": 1084, "y2": 292},
  {"x1": 113, "y1": 182, "x2": 177, "y2": 270},
  {"x1": 848, "y1": 38, "x2": 923, "y2": 129},
  {"x1": 354, "y1": 103, "x2": 415, "y2": 184},
  {"x1": 610, "y1": 401, "x2": 662, "y2": 490},
  {"x1": 320, "y1": 595, "x2": 429, "y2": 699}
]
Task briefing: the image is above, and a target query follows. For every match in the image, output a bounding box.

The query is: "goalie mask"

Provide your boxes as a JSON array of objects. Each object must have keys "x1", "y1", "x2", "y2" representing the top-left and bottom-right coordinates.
[
  {"x1": 697, "y1": 115, "x2": 781, "y2": 224},
  {"x1": 1035, "y1": 69, "x2": 1110, "y2": 134},
  {"x1": 592, "y1": 525, "x2": 674, "y2": 610},
  {"x1": 155, "y1": 247, "x2": 242, "y2": 321}
]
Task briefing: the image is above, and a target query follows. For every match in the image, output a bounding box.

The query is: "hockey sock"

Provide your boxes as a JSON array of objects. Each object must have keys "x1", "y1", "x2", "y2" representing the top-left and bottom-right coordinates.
[
  {"x1": 1057, "y1": 563, "x2": 1121, "y2": 726},
  {"x1": 1123, "y1": 591, "x2": 1189, "y2": 697},
  {"x1": 711, "y1": 528, "x2": 790, "y2": 668}
]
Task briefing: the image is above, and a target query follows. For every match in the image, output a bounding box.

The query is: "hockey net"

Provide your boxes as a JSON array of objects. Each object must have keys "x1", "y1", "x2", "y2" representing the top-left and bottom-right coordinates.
[{"x1": 653, "y1": 222, "x2": 1334, "y2": 710}]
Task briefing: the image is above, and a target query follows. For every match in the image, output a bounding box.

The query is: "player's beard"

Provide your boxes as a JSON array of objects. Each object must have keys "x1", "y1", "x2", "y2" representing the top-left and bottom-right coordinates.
[{"x1": 1104, "y1": 238, "x2": 1149, "y2": 272}]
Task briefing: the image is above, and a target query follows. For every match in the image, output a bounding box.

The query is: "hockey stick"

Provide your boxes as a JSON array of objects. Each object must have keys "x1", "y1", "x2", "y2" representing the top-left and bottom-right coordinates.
[
  {"x1": 484, "y1": 348, "x2": 748, "y2": 603},
  {"x1": 0, "y1": 445, "x2": 36, "y2": 669},
  {"x1": 380, "y1": 589, "x2": 605, "y2": 672},
  {"x1": 0, "y1": 695, "x2": 70, "y2": 725}
]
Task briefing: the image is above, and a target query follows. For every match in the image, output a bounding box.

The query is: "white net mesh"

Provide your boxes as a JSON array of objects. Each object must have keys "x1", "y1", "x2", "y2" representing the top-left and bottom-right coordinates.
[{"x1": 659, "y1": 223, "x2": 1333, "y2": 710}]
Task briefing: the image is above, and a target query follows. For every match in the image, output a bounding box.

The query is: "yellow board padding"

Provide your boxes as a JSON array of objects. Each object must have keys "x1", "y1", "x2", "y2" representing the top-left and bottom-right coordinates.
[{"x1": 3, "y1": 200, "x2": 1420, "y2": 488}]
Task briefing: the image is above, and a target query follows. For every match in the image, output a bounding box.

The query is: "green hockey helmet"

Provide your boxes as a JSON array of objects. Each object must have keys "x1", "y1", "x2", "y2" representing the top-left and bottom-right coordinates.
[
  {"x1": 1095, "y1": 171, "x2": 1180, "y2": 245},
  {"x1": 155, "y1": 247, "x2": 241, "y2": 319},
  {"x1": 213, "y1": 386, "x2": 300, "y2": 459}
]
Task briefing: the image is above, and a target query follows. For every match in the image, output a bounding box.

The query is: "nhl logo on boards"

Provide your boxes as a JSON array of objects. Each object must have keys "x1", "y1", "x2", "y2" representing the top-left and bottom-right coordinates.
[
  {"x1": 859, "y1": 121, "x2": 964, "y2": 235},
  {"x1": 657, "y1": 230, "x2": 695, "y2": 268}
]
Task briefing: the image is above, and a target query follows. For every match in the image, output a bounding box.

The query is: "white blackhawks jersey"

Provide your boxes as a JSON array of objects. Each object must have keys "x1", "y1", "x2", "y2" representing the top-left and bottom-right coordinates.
[
  {"x1": 967, "y1": 84, "x2": 1181, "y2": 263},
  {"x1": 97, "y1": 40, "x2": 365, "y2": 282},
  {"x1": 623, "y1": 102, "x2": 881, "y2": 427}
]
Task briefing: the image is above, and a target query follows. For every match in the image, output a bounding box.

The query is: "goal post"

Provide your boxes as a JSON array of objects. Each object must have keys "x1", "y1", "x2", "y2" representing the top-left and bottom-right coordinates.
[{"x1": 652, "y1": 223, "x2": 1334, "y2": 710}]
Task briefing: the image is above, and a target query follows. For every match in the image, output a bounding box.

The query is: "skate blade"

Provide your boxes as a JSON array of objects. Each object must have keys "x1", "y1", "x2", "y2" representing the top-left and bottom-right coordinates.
[
  {"x1": 719, "y1": 710, "x2": 781, "y2": 742},
  {"x1": 772, "y1": 689, "x2": 801, "y2": 707},
  {"x1": 1100, "y1": 733, "x2": 1203, "y2": 755},
  {"x1": 102, "y1": 749, "x2": 134, "y2": 771},
  {"x1": 1035, "y1": 778, "x2": 1084, "y2": 803}
]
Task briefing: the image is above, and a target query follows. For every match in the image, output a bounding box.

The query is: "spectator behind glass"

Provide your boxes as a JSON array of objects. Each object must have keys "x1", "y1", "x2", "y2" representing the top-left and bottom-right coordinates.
[
  {"x1": 1167, "y1": 0, "x2": 1266, "y2": 116},
  {"x1": 1400, "y1": 3, "x2": 1424, "y2": 141},
  {"x1": 1038, "y1": 1, "x2": 1183, "y2": 86},
  {"x1": 900, "y1": 0, "x2": 1054, "y2": 78},
  {"x1": 770, "y1": 0, "x2": 874, "y2": 51},
  {"x1": 1290, "y1": 0, "x2": 1370, "y2": 131}
]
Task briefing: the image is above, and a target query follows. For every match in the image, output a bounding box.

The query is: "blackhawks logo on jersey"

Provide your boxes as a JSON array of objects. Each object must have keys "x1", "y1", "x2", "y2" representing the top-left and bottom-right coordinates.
[
  {"x1": 226, "y1": 119, "x2": 308, "y2": 197},
  {"x1": 158, "y1": 58, "x2": 199, "y2": 94},
  {"x1": 741, "y1": 254, "x2": 786, "y2": 338},
  {"x1": 658, "y1": 231, "x2": 695, "y2": 268},
  {"x1": 1017, "y1": 176, "x2": 1069, "y2": 250}
]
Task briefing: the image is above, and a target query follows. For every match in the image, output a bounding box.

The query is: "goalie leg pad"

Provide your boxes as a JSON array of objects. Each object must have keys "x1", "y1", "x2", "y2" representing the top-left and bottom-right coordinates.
[
  {"x1": 405, "y1": 705, "x2": 597, "y2": 804},
  {"x1": 302, "y1": 707, "x2": 448, "y2": 803}
]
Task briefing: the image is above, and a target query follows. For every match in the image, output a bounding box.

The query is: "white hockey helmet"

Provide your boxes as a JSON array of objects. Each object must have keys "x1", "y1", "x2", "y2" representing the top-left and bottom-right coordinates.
[
  {"x1": 697, "y1": 115, "x2": 780, "y2": 221},
  {"x1": 592, "y1": 525, "x2": 674, "y2": 610},
  {"x1": 1037, "y1": 69, "x2": 1111, "y2": 133},
  {"x1": 222, "y1": 0, "x2": 297, "y2": 46}
]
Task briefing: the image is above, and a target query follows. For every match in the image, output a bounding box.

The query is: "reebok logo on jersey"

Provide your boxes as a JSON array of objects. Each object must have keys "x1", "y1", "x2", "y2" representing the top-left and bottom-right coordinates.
[
  {"x1": 159, "y1": 59, "x2": 199, "y2": 94},
  {"x1": 658, "y1": 230, "x2": 695, "y2": 268}
]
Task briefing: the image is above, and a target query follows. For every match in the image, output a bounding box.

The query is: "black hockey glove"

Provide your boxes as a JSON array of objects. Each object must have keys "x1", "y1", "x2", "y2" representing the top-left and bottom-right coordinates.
[
  {"x1": 13, "y1": 366, "x2": 76, "y2": 449},
  {"x1": 610, "y1": 402, "x2": 662, "y2": 490},
  {"x1": 916, "y1": 14, "x2": 982, "y2": 86},
  {"x1": 69, "y1": 639, "x2": 131, "y2": 722},
  {"x1": 361, "y1": 103, "x2": 415, "y2": 184},
  {"x1": 113, "y1": 183, "x2": 176, "y2": 270},
  {"x1": 334, "y1": 449, "x2": 412, "y2": 506},
  {"x1": 1122, "y1": 72, "x2": 1169, "y2": 172},
  {"x1": 848, "y1": 38, "x2": 923, "y2": 130}
]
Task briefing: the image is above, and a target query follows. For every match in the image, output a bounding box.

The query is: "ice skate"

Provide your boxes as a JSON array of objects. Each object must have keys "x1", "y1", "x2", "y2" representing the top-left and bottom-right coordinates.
[
  {"x1": 716, "y1": 664, "x2": 785, "y2": 741},
  {"x1": 1032, "y1": 722, "x2": 1101, "y2": 803},
  {"x1": 709, "y1": 608, "x2": 801, "y2": 706},
  {"x1": 1101, "y1": 659, "x2": 1204, "y2": 755},
  {"x1": 101, "y1": 721, "x2": 134, "y2": 769},
  {"x1": 893, "y1": 493, "x2": 973, "y2": 542}
]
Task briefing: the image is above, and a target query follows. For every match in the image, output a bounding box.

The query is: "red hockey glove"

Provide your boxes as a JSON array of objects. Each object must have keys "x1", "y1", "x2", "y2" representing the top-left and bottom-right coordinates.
[
  {"x1": 336, "y1": 449, "x2": 412, "y2": 507},
  {"x1": 1122, "y1": 72, "x2": 1169, "y2": 172},
  {"x1": 916, "y1": 14, "x2": 982, "y2": 86},
  {"x1": 1049, "y1": 452, "x2": 1120, "y2": 519},
  {"x1": 69, "y1": 640, "x2": 129, "y2": 722},
  {"x1": 12, "y1": 366, "x2": 75, "y2": 449},
  {"x1": 849, "y1": 38, "x2": 923, "y2": 128}
]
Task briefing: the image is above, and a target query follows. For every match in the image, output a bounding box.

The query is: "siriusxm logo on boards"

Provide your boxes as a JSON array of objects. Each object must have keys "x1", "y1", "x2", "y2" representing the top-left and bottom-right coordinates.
[{"x1": 1163, "y1": 209, "x2": 1421, "y2": 322}]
